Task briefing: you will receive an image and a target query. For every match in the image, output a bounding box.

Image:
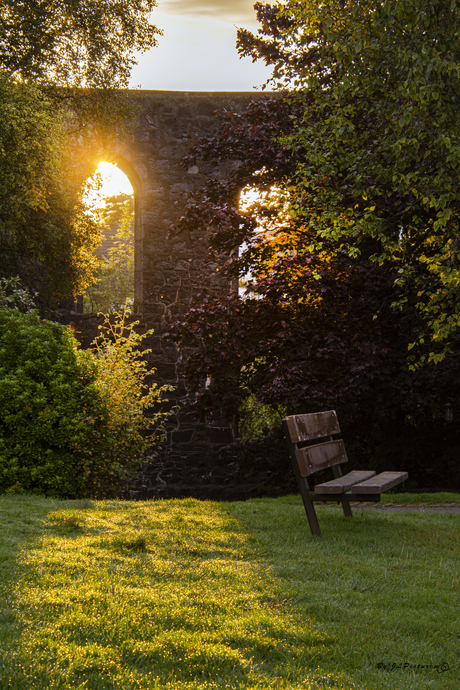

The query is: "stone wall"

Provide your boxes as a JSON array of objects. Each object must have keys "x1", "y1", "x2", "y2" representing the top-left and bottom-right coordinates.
[{"x1": 70, "y1": 91, "x2": 270, "y2": 497}]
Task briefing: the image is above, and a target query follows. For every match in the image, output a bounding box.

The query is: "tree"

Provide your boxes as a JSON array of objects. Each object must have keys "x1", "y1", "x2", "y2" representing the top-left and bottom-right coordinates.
[
  {"x1": 0, "y1": 77, "x2": 102, "y2": 306},
  {"x1": 238, "y1": 0, "x2": 460, "y2": 362},
  {"x1": 84, "y1": 194, "x2": 135, "y2": 313},
  {"x1": 0, "y1": 0, "x2": 161, "y2": 87},
  {"x1": 0, "y1": 0, "x2": 160, "y2": 308}
]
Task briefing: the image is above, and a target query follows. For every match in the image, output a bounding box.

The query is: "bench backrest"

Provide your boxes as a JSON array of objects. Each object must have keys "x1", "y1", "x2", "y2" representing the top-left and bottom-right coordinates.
[{"x1": 284, "y1": 411, "x2": 348, "y2": 477}]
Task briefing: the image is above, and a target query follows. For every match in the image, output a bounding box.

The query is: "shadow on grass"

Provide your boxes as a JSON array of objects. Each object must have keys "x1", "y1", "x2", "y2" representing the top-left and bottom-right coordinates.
[
  {"x1": 0, "y1": 495, "x2": 50, "y2": 647},
  {"x1": 0, "y1": 494, "x2": 458, "y2": 690},
  {"x1": 226, "y1": 496, "x2": 459, "y2": 690}
]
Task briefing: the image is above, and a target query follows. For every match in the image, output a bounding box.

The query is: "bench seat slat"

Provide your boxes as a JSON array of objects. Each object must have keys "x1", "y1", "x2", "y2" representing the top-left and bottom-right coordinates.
[
  {"x1": 315, "y1": 470, "x2": 376, "y2": 494},
  {"x1": 351, "y1": 471, "x2": 408, "y2": 494}
]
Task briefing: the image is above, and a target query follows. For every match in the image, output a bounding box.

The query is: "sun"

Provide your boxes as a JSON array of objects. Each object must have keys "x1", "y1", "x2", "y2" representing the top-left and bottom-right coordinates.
[{"x1": 83, "y1": 162, "x2": 133, "y2": 208}]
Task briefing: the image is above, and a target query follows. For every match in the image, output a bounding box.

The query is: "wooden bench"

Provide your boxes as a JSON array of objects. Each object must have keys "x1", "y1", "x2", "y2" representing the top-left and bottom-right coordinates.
[{"x1": 282, "y1": 410, "x2": 408, "y2": 537}]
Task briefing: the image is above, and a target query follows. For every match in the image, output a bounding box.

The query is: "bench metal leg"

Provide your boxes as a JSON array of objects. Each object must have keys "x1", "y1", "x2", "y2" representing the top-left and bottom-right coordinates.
[
  {"x1": 299, "y1": 476, "x2": 322, "y2": 537},
  {"x1": 332, "y1": 465, "x2": 353, "y2": 517}
]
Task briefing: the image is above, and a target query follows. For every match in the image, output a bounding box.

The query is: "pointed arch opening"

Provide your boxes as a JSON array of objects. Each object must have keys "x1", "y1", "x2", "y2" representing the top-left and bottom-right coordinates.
[{"x1": 82, "y1": 160, "x2": 138, "y2": 314}]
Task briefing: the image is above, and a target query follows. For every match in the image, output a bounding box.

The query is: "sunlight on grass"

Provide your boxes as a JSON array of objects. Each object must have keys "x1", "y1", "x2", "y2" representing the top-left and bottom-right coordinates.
[{"x1": 0, "y1": 494, "x2": 458, "y2": 689}]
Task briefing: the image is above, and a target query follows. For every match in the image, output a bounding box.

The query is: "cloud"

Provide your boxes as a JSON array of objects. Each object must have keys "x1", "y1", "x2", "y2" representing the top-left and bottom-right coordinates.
[{"x1": 157, "y1": 0, "x2": 262, "y2": 25}]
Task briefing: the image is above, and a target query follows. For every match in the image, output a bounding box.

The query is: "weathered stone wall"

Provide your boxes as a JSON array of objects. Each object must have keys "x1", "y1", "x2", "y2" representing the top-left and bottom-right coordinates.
[{"x1": 71, "y1": 91, "x2": 269, "y2": 496}]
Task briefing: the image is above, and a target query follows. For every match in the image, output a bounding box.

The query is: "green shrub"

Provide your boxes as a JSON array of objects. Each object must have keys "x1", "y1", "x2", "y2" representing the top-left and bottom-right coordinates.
[
  {"x1": 0, "y1": 307, "x2": 172, "y2": 498},
  {"x1": 89, "y1": 308, "x2": 174, "y2": 470},
  {"x1": 0, "y1": 309, "x2": 104, "y2": 496},
  {"x1": 238, "y1": 393, "x2": 286, "y2": 441}
]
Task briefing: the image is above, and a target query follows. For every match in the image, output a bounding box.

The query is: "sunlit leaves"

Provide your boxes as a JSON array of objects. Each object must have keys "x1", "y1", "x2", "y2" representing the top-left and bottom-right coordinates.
[
  {"x1": 0, "y1": 77, "x2": 101, "y2": 305},
  {"x1": 0, "y1": 0, "x2": 161, "y2": 307},
  {"x1": 0, "y1": 0, "x2": 162, "y2": 88},
  {"x1": 89, "y1": 307, "x2": 174, "y2": 467},
  {"x1": 84, "y1": 194, "x2": 135, "y2": 313}
]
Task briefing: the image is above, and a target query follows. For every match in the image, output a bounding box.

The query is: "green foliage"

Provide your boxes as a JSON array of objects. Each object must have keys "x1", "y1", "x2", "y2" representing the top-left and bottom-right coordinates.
[
  {"x1": 0, "y1": 76, "x2": 101, "y2": 306},
  {"x1": 90, "y1": 307, "x2": 174, "y2": 464},
  {"x1": 239, "y1": 393, "x2": 286, "y2": 441},
  {"x1": 0, "y1": 0, "x2": 162, "y2": 88},
  {"x1": 0, "y1": 276, "x2": 37, "y2": 313},
  {"x1": 84, "y1": 194, "x2": 135, "y2": 313},
  {"x1": 0, "y1": 308, "x2": 173, "y2": 498},
  {"x1": 0, "y1": 0, "x2": 161, "y2": 307},
  {"x1": 239, "y1": 0, "x2": 460, "y2": 361},
  {"x1": 0, "y1": 309, "x2": 106, "y2": 496}
]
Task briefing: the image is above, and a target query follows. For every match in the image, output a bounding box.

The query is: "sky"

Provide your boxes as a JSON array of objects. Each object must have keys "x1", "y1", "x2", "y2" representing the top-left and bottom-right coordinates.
[{"x1": 129, "y1": 0, "x2": 273, "y2": 91}]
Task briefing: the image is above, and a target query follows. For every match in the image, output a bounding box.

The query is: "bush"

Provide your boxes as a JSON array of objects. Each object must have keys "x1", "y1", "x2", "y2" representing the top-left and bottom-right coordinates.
[
  {"x1": 0, "y1": 276, "x2": 37, "y2": 313},
  {"x1": 238, "y1": 393, "x2": 286, "y2": 441},
  {"x1": 89, "y1": 309, "x2": 174, "y2": 469},
  {"x1": 0, "y1": 307, "x2": 172, "y2": 498}
]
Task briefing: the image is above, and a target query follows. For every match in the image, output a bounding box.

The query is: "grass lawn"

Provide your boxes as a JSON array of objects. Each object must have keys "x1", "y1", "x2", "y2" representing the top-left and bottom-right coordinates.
[{"x1": 0, "y1": 493, "x2": 458, "y2": 689}]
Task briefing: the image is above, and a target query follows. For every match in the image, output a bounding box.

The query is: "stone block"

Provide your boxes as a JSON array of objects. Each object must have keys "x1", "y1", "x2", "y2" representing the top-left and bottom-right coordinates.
[
  {"x1": 170, "y1": 182, "x2": 190, "y2": 194},
  {"x1": 172, "y1": 242, "x2": 187, "y2": 254},
  {"x1": 175, "y1": 259, "x2": 192, "y2": 271},
  {"x1": 149, "y1": 272, "x2": 166, "y2": 286}
]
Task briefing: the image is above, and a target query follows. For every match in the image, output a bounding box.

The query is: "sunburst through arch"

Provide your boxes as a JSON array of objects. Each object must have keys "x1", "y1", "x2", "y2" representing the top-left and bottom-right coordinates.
[{"x1": 82, "y1": 162, "x2": 135, "y2": 314}]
